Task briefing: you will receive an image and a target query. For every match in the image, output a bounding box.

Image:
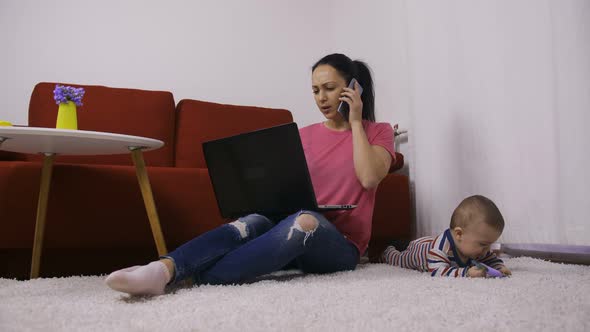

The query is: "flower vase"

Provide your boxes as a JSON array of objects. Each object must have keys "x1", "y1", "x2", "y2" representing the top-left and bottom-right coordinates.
[{"x1": 56, "y1": 101, "x2": 78, "y2": 130}]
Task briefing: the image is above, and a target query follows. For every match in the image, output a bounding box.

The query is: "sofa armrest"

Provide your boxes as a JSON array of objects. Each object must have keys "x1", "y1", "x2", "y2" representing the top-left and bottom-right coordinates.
[
  {"x1": 369, "y1": 172, "x2": 412, "y2": 262},
  {"x1": 390, "y1": 152, "x2": 404, "y2": 173}
]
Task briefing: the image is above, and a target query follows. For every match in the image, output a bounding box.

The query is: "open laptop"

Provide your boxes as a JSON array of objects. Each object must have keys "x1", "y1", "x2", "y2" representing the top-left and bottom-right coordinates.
[{"x1": 202, "y1": 122, "x2": 356, "y2": 219}]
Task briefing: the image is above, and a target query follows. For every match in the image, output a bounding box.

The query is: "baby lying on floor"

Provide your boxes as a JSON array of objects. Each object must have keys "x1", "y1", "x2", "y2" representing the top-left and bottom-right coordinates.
[{"x1": 380, "y1": 195, "x2": 512, "y2": 277}]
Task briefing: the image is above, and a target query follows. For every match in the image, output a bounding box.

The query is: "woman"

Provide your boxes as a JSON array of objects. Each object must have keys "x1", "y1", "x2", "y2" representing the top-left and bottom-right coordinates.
[{"x1": 106, "y1": 53, "x2": 395, "y2": 295}]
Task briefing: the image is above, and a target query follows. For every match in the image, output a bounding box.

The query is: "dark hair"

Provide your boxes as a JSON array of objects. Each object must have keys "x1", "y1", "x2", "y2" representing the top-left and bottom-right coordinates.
[
  {"x1": 450, "y1": 195, "x2": 505, "y2": 233},
  {"x1": 312, "y1": 53, "x2": 376, "y2": 122}
]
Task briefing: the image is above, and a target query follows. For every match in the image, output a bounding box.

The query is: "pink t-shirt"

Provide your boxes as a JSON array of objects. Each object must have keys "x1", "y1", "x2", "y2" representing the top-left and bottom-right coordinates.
[{"x1": 299, "y1": 120, "x2": 395, "y2": 255}]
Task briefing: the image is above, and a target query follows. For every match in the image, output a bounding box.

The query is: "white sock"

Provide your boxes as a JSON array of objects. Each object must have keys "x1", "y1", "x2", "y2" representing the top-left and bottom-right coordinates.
[
  {"x1": 105, "y1": 261, "x2": 171, "y2": 296},
  {"x1": 119, "y1": 265, "x2": 142, "y2": 273}
]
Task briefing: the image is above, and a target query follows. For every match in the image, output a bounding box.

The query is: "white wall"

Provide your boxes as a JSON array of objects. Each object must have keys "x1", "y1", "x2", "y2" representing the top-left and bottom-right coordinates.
[
  {"x1": 0, "y1": 0, "x2": 411, "y2": 134},
  {"x1": 1, "y1": 0, "x2": 588, "y2": 245},
  {"x1": 327, "y1": 0, "x2": 413, "y2": 161},
  {"x1": 405, "y1": 0, "x2": 590, "y2": 245},
  {"x1": 0, "y1": 0, "x2": 331, "y2": 126},
  {"x1": 552, "y1": 0, "x2": 590, "y2": 245}
]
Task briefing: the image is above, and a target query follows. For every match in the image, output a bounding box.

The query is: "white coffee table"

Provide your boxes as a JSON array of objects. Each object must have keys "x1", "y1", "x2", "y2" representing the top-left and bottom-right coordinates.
[{"x1": 0, "y1": 126, "x2": 168, "y2": 278}]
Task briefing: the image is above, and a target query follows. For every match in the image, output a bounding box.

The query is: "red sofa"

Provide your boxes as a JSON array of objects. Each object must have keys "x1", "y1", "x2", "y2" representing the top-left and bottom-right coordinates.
[{"x1": 0, "y1": 82, "x2": 411, "y2": 279}]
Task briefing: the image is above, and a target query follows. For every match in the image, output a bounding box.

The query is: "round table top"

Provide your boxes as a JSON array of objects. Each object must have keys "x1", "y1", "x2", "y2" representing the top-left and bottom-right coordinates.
[{"x1": 0, "y1": 126, "x2": 164, "y2": 155}]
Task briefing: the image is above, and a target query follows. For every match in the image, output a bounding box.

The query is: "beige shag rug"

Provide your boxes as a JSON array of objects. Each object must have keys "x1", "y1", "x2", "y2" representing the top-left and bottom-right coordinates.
[{"x1": 1, "y1": 257, "x2": 589, "y2": 331}]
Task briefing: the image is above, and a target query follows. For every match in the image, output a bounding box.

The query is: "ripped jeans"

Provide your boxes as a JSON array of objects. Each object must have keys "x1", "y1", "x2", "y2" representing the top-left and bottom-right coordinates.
[{"x1": 162, "y1": 210, "x2": 359, "y2": 285}]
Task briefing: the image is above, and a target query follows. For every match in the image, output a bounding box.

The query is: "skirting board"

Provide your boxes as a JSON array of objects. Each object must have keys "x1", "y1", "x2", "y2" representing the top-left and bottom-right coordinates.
[{"x1": 500, "y1": 243, "x2": 590, "y2": 265}]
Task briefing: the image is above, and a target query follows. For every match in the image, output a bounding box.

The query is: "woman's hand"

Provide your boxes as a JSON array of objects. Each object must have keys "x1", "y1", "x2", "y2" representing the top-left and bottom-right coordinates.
[{"x1": 340, "y1": 81, "x2": 363, "y2": 123}]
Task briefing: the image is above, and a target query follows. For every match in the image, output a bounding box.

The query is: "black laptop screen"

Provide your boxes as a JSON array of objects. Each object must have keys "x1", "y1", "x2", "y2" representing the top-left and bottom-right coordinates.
[{"x1": 203, "y1": 123, "x2": 319, "y2": 218}]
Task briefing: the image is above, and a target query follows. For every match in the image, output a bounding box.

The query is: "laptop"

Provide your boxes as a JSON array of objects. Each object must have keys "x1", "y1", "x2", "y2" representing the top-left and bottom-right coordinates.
[{"x1": 202, "y1": 122, "x2": 356, "y2": 219}]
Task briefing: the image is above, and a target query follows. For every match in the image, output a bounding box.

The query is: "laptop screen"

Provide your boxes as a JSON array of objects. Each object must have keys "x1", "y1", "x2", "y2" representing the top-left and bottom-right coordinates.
[{"x1": 203, "y1": 123, "x2": 320, "y2": 218}]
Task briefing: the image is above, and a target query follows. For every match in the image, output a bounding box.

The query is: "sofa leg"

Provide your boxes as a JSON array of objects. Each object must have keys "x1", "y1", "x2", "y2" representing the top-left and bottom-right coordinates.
[{"x1": 130, "y1": 148, "x2": 168, "y2": 256}]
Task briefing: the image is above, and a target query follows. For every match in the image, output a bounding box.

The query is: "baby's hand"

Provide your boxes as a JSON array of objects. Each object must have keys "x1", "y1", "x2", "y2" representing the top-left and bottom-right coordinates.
[
  {"x1": 467, "y1": 266, "x2": 487, "y2": 278},
  {"x1": 499, "y1": 266, "x2": 512, "y2": 276}
]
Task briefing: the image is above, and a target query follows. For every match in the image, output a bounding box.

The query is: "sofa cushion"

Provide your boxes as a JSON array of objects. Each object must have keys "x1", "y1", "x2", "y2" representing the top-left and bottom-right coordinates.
[
  {"x1": 27, "y1": 82, "x2": 176, "y2": 166},
  {"x1": 174, "y1": 99, "x2": 293, "y2": 168}
]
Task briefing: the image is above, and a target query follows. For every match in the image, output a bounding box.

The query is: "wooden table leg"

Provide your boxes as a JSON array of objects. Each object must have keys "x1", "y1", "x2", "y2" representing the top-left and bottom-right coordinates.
[
  {"x1": 130, "y1": 148, "x2": 168, "y2": 256},
  {"x1": 30, "y1": 153, "x2": 55, "y2": 279}
]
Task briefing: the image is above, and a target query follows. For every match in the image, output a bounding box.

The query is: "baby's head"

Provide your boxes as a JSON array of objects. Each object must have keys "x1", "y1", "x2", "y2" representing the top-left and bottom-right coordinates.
[{"x1": 450, "y1": 195, "x2": 504, "y2": 260}]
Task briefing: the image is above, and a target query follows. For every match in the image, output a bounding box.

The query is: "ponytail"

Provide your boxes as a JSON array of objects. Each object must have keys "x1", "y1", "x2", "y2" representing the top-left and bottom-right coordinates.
[{"x1": 353, "y1": 60, "x2": 375, "y2": 122}]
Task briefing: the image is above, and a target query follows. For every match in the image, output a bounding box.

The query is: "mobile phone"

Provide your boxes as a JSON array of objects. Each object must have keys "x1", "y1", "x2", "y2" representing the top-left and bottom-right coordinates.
[
  {"x1": 472, "y1": 261, "x2": 505, "y2": 278},
  {"x1": 337, "y1": 78, "x2": 363, "y2": 121}
]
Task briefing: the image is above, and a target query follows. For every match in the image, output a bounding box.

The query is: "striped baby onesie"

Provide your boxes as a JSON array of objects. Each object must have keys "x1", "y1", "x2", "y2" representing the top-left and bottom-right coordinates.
[{"x1": 380, "y1": 229, "x2": 504, "y2": 277}]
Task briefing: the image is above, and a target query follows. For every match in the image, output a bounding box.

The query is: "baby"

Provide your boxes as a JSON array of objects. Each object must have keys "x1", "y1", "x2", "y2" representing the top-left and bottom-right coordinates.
[{"x1": 380, "y1": 195, "x2": 511, "y2": 277}]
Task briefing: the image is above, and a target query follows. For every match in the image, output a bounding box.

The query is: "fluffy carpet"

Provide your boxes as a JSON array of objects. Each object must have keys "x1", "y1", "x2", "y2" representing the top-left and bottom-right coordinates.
[{"x1": 1, "y1": 257, "x2": 589, "y2": 331}]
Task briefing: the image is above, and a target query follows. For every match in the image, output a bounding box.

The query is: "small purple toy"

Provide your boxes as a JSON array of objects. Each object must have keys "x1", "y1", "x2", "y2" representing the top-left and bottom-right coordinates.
[{"x1": 473, "y1": 261, "x2": 505, "y2": 278}]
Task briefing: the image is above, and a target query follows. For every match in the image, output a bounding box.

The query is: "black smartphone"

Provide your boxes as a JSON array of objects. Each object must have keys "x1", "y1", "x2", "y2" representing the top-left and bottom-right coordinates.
[{"x1": 337, "y1": 78, "x2": 363, "y2": 121}]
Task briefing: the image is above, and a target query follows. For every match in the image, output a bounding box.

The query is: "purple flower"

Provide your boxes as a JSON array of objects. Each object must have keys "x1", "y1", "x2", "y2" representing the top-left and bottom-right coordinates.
[{"x1": 53, "y1": 85, "x2": 85, "y2": 106}]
